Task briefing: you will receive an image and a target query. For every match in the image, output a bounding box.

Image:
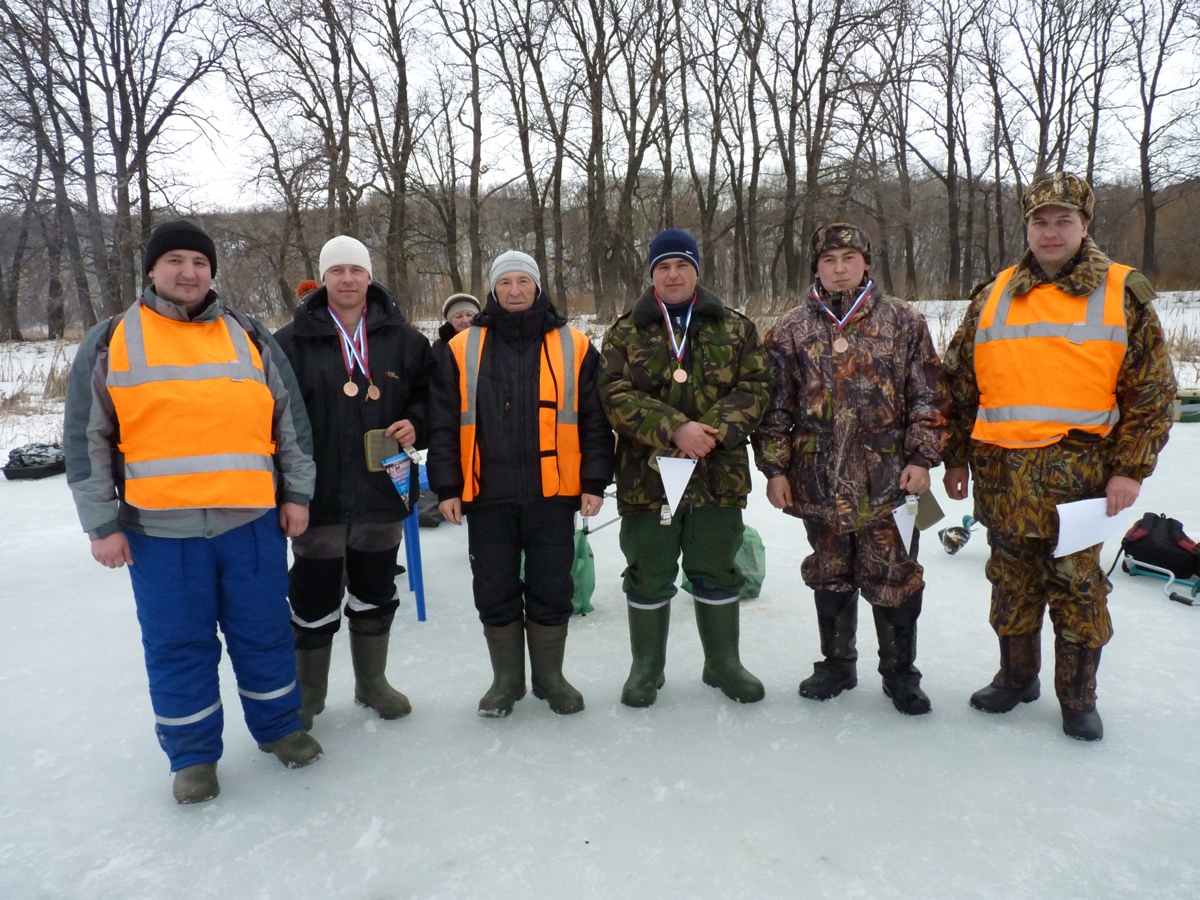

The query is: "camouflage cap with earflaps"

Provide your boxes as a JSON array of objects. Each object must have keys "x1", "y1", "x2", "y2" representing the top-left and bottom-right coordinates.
[
  {"x1": 809, "y1": 223, "x2": 872, "y2": 273},
  {"x1": 1021, "y1": 171, "x2": 1095, "y2": 222}
]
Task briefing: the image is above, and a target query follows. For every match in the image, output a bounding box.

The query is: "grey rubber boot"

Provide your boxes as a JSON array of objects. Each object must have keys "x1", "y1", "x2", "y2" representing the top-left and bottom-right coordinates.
[
  {"x1": 970, "y1": 632, "x2": 1042, "y2": 713},
  {"x1": 349, "y1": 616, "x2": 412, "y2": 720},
  {"x1": 693, "y1": 597, "x2": 765, "y2": 703},
  {"x1": 478, "y1": 620, "x2": 527, "y2": 717},
  {"x1": 621, "y1": 601, "x2": 671, "y2": 708},
  {"x1": 258, "y1": 729, "x2": 324, "y2": 768},
  {"x1": 172, "y1": 763, "x2": 219, "y2": 804},
  {"x1": 295, "y1": 641, "x2": 332, "y2": 731},
  {"x1": 873, "y1": 592, "x2": 931, "y2": 715},
  {"x1": 525, "y1": 620, "x2": 584, "y2": 714},
  {"x1": 798, "y1": 590, "x2": 858, "y2": 700}
]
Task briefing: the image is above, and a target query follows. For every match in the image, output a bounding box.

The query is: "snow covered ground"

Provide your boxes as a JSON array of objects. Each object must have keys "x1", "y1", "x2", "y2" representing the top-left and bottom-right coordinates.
[{"x1": 2, "y1": 422, "x2": 1198, "y2": 898}]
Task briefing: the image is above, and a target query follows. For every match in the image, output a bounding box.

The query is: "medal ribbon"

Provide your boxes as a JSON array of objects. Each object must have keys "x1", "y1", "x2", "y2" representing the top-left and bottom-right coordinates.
[
  {"x1": 329, "y1": 304, "x2": 371, "y2": 381},
  {"x1": 655, "y1": 291, "x2": 698, "y2": 365},
  {"x1": 811, "y1": 280, "x2": 873, "y2": 332}
]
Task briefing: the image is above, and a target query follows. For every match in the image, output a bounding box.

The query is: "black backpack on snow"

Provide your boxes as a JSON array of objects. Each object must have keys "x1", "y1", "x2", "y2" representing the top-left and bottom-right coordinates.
[{"x1": 1121, "y1": 513, "x2": 1200, "y2": 581}]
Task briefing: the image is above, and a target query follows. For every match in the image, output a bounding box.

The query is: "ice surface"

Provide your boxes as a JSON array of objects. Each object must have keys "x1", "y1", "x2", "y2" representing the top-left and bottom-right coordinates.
[{"x1": 1, "y1": 392, "x2": 1199, "y2": 899}]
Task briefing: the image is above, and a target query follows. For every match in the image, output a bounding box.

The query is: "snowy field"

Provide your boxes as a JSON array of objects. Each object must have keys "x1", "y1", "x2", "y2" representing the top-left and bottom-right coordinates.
[{"x1": 2, "y1": 422, "x2": 1199, "y2": 898}]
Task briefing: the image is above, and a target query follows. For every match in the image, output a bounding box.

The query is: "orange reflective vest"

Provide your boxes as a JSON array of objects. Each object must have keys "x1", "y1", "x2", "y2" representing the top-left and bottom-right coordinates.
[
  {"x1": 972, "y1": 263, "x2": 1132, "y2": 449},
  {"x1": 106, "y1": 302, "x2": 278, "y2": 510},
  {"x1": 449, "y1": 323, "x2": 590, "y2": 502}
]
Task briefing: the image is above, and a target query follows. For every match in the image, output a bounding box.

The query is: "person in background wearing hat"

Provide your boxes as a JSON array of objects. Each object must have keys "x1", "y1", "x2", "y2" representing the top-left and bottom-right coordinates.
[
  {"x1": 598, "y1": 228, "x2": 773, "y2": 708},
  {"x1": 427, "y1": 251, "x2": 614, "y2": 717},
  {"x1": 432, "y1": 292, "x2": 481, "y2": 364},
  {"x1": 942, "y1": 172, "x2": 1176, "y2": 741},
  {"x1": 274, "y1": 236, "x2": 436, "y2": 732},
  {"x1": 64, "y1": 219, "x2": 322, "y2": 804},
  {"x1": 752, "y1": 223, "x2": 950, "y2": 715}
]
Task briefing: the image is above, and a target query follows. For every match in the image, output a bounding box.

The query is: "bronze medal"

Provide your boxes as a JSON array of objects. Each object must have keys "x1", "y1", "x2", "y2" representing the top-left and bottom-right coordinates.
[
  {"x1": 833, "y1": 337, "x2": 849, "y2": 353},
  {"x1": 366, "y1": 384, "x2": 381, "y2": 401},
  {"x1": 343, "y1": 381, "x2": 359, "y2": 397},
  {"x1": 672, "y1": 367, "x2": 688, "y2": 383}
]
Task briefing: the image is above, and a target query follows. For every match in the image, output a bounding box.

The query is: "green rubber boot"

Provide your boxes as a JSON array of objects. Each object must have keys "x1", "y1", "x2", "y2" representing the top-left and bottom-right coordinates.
[
  {"x1": 621, "y1": 601, "x2": 671, "y2": 708},
  {"x1": 478, "y1": 620, "x2": 527, "y2": 717},
  {"x1": 693, "y1": 597, "x2": 765, "y2": 703},
  {"x1": 295, "y1": 641, "x2": 332, "y2": 731},
  {"x1": 526, "y1": 620, "x2": 584, "y2": 714},
  {"x1": 349, "y1": 617, "x2": 412, "y2": 720},
  {"x1": 172, "y1": 762, "x2": 219, "y2": 804},
  {"x1": 258, "y1": 729, "x2": 323, "y2": 768}
]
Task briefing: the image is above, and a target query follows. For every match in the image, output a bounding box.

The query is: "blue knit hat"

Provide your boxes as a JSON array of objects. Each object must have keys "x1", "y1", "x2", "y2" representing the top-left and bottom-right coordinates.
[{"x1": 648, "y1": 228, "x2": 700, "y2": 273}]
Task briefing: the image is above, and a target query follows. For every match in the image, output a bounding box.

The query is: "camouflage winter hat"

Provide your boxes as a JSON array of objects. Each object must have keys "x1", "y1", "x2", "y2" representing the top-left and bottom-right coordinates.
[
  {"x1": 1021, "y1": 171, "x2": 1095, "y2": 222},
  {"x1": 809, "y1": 223, "x2": 872, "y2": 273}
]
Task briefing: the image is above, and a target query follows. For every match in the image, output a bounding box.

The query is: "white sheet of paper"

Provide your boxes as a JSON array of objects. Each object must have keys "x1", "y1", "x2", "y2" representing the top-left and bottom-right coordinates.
[
  {"x1": 1053, "y1": 498, "x2": 1136, "y2": 558},
  {"x1": 892, "y1": 499, "x2": 918, "y2": 554},
  {"x1": 656, "y1": 456, "x2": 698, "y2": 517}
]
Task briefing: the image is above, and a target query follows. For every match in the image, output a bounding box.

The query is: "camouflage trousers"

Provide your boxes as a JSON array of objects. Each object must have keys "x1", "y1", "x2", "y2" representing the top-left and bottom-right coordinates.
[
  {"x1": 984, "y1": 534, "x2": 1113, "y2": 650},
  {"x1": 800, "y1": 517, "x2": 923, "y2": 608}
]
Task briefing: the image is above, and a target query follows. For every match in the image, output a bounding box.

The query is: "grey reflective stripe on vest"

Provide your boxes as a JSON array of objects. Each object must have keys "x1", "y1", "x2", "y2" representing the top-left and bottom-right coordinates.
[
  {"x1": 460, "y1": 325, "x2": 484, "y2": 427},
  {"x1": 238, "y1": 680, "x2": 296, "y2": 701},
  {"x1": 460, "y1": 325, "x2": 579, "y2": 425},
  {"x1": 108, "y1": 308, "x2": 267, "y2": 387},
  {"x1": 155, "y1": 698, "x2": 222, "y2": 727},
  {"x1": 124, "y1": 453, "x2": 274, "y2": 479},
  {"x1": 976, "y1": 279, "x2": 1127, "y2": 347},
  {"x1": 975, "y1": 406, "x2": 1120, "y2": 427},
  {"x1": 555, "y1": 325, "x2": 579, "y2": 425}
]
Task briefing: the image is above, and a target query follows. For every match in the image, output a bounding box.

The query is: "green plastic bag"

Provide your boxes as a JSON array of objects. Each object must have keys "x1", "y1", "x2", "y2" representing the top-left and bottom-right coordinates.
[
  {"x1": 571, "y1": 525, "x2": 596, "y2": 615},
  {"x1": 681, "y1": 525, "x2": 766, "y2": 600}
]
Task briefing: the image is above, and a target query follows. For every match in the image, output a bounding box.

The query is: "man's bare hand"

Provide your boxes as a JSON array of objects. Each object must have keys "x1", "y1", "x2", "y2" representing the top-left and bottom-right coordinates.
[
  {"x1": 671, "y1": 421, "x2": 719, "y2": 459},
  {"x1": 899, "y1": 464, "x2": 931, "y2": 495},
  {"x1": 386, "y1": 419, "x2": 416, "y2": 448},
  {"x1": 279, "y1": 502, "x2": 310, "y2": 537},
  {"x1": 943, "y1": 466, "x2": 970, "y2": 501},
  {"x1": 766, "y1": 475, "x2": 793, "y2": 510},
  {"x1": 581, "y1": 493, "x2": 604, "y2": 517},
  {"x1": 1106, "y1": 475, "x2": 1140, "y2": 517},
  {"x1": 92, "y1": 532, "x2": 133, "y2": 568},
  {"x1": 439, "y1": 497, "x2": 463, "y2": 525}
]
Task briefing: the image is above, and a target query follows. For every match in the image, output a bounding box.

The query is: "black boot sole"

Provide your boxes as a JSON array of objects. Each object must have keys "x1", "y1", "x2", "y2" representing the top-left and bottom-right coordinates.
[{"x1": 969, "y1": 679, "x2": 1041, "y2": 714}]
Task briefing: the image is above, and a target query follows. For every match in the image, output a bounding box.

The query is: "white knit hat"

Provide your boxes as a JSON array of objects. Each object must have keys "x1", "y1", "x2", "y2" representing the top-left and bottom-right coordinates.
[
  {"x1": 489, "y1": 250, "x2": 541, "y2": 291},
  {"x1": 319, "y1": 235, "x2": 373, "y2": 280}
]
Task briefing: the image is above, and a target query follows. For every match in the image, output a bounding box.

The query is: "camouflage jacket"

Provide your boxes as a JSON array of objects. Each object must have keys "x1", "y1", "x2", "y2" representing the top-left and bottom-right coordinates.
[
  {"x1": 599, "y1": 285, "x2": 772, "y2": 513},
  {"x1": 753, "y1": 282, "x2": 950, "y2": 532},
  {"x1": 942, "y1": 238, "x2": 1177, "y2": 538}
]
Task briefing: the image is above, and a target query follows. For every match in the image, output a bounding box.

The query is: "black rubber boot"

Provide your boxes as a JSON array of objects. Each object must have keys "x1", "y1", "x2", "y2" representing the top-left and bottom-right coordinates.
[
  {"x1": 526, "y1": 620, "x2": 584, "y2": 714},
  {"x1": 293, "y1": 634, "x2": 333, "y2": 731},
  {"x1": 798, "y1": 590, "x2": 858, "y2": 700},
  {"x1": 478, "y1": 620, "x2": 527, "y2": 717},
  {"x1": 874, "y1": 592, "x2": 931, "y2": 715},
  {"x1": 173, "y1": 763, "x2": 219, "y2": 804},
  {"x1": 1056, "y1": 638, "x2": 1103, "y2": 741},
  {"x1": 693, "y1": 598, "x2": 765, "y2": 703},
  {"x1": 970, "y1": 632, "x2": 1042, "y2": 713},
  {"x1": 621, "y1": 601, "x2": 671, "y2": 708},
  {"x1": 348, "y1": 614, "x2": 412, "y2": 720}
]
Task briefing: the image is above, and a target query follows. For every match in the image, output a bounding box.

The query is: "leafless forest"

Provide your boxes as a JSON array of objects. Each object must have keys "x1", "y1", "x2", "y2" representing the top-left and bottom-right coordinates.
[{"x1": 1, "y1": 0, "x2": 1198, "y2": 339}]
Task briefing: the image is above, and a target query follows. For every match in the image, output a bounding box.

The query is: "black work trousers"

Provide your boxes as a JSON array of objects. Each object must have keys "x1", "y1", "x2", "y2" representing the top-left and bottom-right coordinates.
[{"x1": 466, "y1": 499, "x2": 576, "y2": 627}]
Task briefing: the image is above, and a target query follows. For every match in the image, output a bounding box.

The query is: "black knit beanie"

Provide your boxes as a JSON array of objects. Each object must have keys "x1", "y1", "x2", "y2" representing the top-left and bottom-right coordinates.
[{"x1": 144, "y1": 219, "x2": 218, "y2": 277}]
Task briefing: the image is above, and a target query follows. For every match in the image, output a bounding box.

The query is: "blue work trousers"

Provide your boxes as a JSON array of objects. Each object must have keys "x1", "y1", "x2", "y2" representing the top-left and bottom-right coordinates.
[{"x1": 126, "y1": 513, "x2": 303, "y2": 771}]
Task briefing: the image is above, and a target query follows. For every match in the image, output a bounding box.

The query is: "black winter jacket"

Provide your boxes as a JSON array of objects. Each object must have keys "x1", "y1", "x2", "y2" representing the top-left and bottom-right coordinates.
[
  {"x1": 427, "y1": 292, "x2": 614, "y2": 507},
  {"x1": 274, "y1": 284, "x2": 436, "y2": 526}
]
